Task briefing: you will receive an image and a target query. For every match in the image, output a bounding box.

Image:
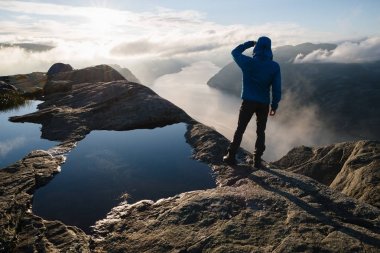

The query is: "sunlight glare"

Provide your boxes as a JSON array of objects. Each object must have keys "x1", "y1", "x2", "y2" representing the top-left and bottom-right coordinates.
[{"x1": 85, "y1": 7, "x2": 125, "y2": 35}]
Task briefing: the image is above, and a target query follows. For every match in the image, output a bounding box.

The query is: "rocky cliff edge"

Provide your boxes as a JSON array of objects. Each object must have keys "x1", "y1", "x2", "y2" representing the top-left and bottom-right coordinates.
[{"x1": 1, "y1": 64, "x2": 379, "y2": 252}]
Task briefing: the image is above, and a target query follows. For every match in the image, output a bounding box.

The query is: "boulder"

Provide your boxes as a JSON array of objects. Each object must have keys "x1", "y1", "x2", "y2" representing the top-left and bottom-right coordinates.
[
  {"x1": 43, "y1": 65, "x2": 126, "y2": 97},
  {"x1": 50, "y1": 64, "x2": 125, "y2": 85},
  {"x1": 46, "y1": 63, "x2": 73, "y2": 78}
]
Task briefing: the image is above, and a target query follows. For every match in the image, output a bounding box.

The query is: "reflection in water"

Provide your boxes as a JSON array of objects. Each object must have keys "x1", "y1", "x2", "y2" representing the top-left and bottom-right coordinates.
[
  {"x1": 0, "y1": 92, "x2": 28, "y2": 111},
  {"x1": 0, "y1": 100, "x2": 58, "y2": 168},
  {"x1": 33, "y1": 123, "x2": 215, "y2": 234}
]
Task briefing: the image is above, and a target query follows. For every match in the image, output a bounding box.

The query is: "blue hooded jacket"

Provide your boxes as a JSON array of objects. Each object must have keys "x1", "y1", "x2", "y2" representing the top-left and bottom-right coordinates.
[{"x1": 232, "y1": 37, "x2": 281, "y2": 110}]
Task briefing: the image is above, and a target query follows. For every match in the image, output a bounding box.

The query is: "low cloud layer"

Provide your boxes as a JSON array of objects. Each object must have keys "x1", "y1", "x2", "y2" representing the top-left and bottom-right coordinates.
[
  {"x1": 0, "y1": 1, "x2": 342, "y2": 79},
  {"x1": 0, "y1": 42, "x2": 114, "y2": 75},
  {"x1": 294, "y1": 37, "x2": 380, "y2": 63}
]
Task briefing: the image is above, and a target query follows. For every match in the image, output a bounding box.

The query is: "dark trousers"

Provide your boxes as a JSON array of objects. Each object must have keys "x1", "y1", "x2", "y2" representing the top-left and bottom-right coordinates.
[{"x1": 228, "y1": 100, "x2": 269, "y2": 159}]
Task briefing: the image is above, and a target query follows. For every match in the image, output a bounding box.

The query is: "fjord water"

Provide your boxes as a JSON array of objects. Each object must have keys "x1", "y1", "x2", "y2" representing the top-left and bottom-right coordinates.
[
  {"x1": 0, "y1": 100, "x2": 57, "y2": 168},
  {"x1": 33, "y1": 123, "x2": 215, "y2": 233}
]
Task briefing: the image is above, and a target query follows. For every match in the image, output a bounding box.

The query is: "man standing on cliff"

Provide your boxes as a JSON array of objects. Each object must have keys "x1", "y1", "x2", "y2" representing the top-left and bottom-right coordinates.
[{"x1": 223, "y1": 37, "x2": 281, "y2": 168}]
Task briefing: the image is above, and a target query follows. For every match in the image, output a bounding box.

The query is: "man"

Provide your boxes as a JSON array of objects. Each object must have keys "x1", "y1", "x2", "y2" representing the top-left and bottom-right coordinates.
[{"x1": 223, "y1": 37, "x2": 281, "y2": 168}]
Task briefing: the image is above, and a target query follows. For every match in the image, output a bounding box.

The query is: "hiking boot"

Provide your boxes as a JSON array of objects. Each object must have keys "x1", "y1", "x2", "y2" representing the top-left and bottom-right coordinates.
[
  {"x1": 223, "y1": 152, "x2": 237, "y2": 165},
  {"x1": 254, "y1": 158, "x2": 262, "y2": 169}
]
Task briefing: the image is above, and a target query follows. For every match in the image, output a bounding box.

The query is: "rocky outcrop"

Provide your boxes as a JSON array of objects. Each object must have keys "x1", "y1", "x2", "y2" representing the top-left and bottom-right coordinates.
[
  {"x1": 92, "y1": 169, "x2": 380, "y2": 253},
  {"x1": 0, "y1": 81, "x2": 18, "y2": 92},
  {"x1": 48, "y1": 64, "x2": 125, "y2": 86},
  {"x1": 0, "y1": 80, "x2": 26, "y2": 110},
  {"x1": 0, "y1": 72, "x2": 46, "y2": 94},
  {"x1": 0, "y1": 149, "x2": 90, "y2": 252},
  {"x1": 2, "y1": 64, "x2": 191, "y2": 252},
  {"x1": 2, "y1": 64, "x2": 380, "y2": 252},
  {"x1": 92, "y1": 124, "x2": 380, "y2": 252},
  {"x1": 46, "y1": 63, "x2": 73, "y2": 78},
  {"x1": 12, "y1": 65, "x2": 190, "y2": 141},
  {"x1": 44, "y1": 64, "x2": 125, "y2": 96},
  {"x1": 271, "y1": 141, "x2": 380, "y2": 208}
]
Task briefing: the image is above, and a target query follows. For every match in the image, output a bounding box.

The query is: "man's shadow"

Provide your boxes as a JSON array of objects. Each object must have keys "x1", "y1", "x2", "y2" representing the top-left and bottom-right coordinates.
[{"x1": 243, "y1": 168, "x2": 380, "y2": 247}]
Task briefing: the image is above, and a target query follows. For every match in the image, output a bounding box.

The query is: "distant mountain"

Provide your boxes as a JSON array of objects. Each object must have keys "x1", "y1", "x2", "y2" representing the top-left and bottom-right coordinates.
[
  {"x1": 273, "y1": 42, "x2": 337, "y2": 63},
  {"x1": 0, "y1": 43, "x2": 54, "y2": 52},
  {"x1": 207, "y1": 43, "x2": 380, "y2": 140},
  {"x1": 208, "y1": 43, "x2": 338, "y2": 95},
  {"x1": 109, "y1": 64, "x2": 141, "y2": 83}
]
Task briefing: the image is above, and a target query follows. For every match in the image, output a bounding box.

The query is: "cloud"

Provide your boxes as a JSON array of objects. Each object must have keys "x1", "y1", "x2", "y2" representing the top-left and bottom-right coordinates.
[
  {"x1": 0, "y1": 4, "x2": 320, "y2": 81},
  {"x1": 0, "y1": 1, "x2": 126, "y2": 18},
  {"x1": 265, "y1": 92, "x2": 336, "y2": 161},
  {"x1": 0, "y1": 137, "x2": 26, "y2": 157},
  {"x1": 294, "y1": 37, "x2": 380, "y2": 63},
  {"x1": 0, "y1": 1, "x2": 330, "y2": 49},
  {"x1": 1, "y1": 1, "x2": 374, "y2": 81},
  {"x1": 0, "y1": 42, "x2": 113, "y2": 75},
  {"x1": 111, "y1": 39, "x2": 222, "y2": 58}
]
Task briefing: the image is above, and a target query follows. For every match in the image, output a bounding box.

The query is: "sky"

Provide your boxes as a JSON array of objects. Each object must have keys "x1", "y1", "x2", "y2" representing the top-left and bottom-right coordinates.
[{"x1": 1, "y1": 0, "x2": 380, "y2": 77}]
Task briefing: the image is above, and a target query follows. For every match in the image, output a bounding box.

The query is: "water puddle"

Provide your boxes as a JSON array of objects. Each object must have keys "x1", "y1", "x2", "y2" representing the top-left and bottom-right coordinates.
[
  {"x1": 32, "y1": 123, "x2": 215, "y2": 233},
  {"x1": 0, "y1": 100, "x2": 58, "y2": 168}
]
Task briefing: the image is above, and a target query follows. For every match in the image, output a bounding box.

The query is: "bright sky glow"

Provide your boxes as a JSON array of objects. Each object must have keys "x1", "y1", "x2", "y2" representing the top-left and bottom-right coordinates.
[{"x1": 1, "y1": 0, "x2": 380, "y2": 77}]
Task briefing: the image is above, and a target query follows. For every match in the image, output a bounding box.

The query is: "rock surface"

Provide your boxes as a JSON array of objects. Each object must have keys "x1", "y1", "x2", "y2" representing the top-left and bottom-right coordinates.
[
  {"x1": 1, "y1": 64, "x2": 379, "y2": 252},
  {"x1": 92, "y1": 169, "x2": 380, "y2": 253},
  {"x1": 46, "y1": 63, "x2": 73, "y2": 78},
  {"x1": 11, "y1": 65, "x2": 190, "y2": 141},
  {"x1": 272, "y1": 141, "x2": 380, "y2": 208},
  {"x1": 91, "y1": 124, "x2": 380, "y2": 253},
  {"x1": 44, "y1": 64, "x2": 125, "y2": 96},
  {"x1": 0, "y1": 72, "x2": 46, "y2": 94},
  {"x1": 0, "y1": 80, "x2": 18, "y2": 92},
  {"x1": 0, "y1": 149, "x2": 90, "y2": 252}
]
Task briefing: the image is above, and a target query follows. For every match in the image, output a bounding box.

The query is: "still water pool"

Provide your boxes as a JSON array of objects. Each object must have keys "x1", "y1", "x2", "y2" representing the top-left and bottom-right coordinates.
[
  {"x1": 33, "y1": 123, "x2": 216, "y2": 233},
  {"x1": 0, "y1": 101, "x2": 58, "y2": 168}
]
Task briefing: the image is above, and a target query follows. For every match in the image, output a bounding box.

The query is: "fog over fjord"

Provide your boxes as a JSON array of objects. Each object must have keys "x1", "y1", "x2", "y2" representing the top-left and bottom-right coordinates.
[{"x1": 152, "y1": 61, "x2": 341, "y2": 162}]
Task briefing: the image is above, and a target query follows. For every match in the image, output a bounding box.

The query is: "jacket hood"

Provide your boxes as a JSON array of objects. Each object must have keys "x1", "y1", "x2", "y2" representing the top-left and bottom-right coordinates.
[{"x1": 253, "y1": 36, "x2": 273, "y2": 59}]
